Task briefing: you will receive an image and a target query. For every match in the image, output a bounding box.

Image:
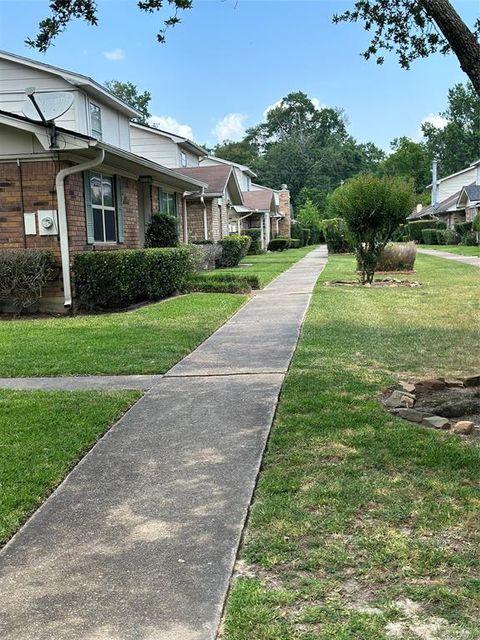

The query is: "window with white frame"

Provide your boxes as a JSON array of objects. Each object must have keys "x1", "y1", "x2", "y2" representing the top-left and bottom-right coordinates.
[
  {"x1": 159, "y1": 189, "x2": 177, "y2": 218},
  {"x1": 90, "y1": 173, "x2": 117, "y2": 242},
  {"x1": 90, "y1": 103, "x2": 103, "y2": 140},
  {"x1": 180, "y1": 151, "x2": 187, "y2": 167}
]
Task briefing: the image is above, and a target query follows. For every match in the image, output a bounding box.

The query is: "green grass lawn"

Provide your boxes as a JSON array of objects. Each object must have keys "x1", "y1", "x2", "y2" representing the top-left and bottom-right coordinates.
[
  {"x1": 217, "y1": 245, "x2": 318, "y2": 287},
  {"x1": 0, "y1": 390, "x2": 139, "y2": 544},
  {"x1": 223, "y1": 254, "x2": 480, "y2": 639},
  {"x1": 420, "y1": 244, "x2": 480, "y2": 257},
  {"x1": 0, "y1": 293, "x2": 246, "y2": 377}
]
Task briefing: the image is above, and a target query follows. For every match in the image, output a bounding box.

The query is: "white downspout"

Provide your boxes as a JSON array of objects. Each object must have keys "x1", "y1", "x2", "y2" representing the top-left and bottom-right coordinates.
[
  {"x1": 56, "y1": 148, "x2": 105, "y2": 308},
  {"x1": 182, "y1": 192, "x2": 189, "y2": 244},
  {"x1": 200, "y1": 188, "x2": 208, "y2": 240},
  {"x1": 265, "y1": 211, "x2": 271, "y2": 248}
]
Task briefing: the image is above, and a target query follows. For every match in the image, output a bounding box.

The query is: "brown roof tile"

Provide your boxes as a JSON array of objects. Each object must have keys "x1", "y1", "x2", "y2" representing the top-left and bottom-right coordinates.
[
  {"x1": 242, "y1": 190, "x2": 274, "y2": 211},
  {"x1": 175, "y1": 164, "x2": 232, "y2": 195}
]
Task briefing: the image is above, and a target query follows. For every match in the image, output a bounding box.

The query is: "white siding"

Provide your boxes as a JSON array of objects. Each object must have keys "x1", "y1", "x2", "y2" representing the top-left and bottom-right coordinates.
[
  {"x1": 179, "y1": 148, "x2": 199, "y2": 167},
  {"x1": 130, "y1": 126, "x2": 178, "y2": 167},
  {"x1": 0, "y1": 123, "x2": 45, "y2": 155},
  {"x1": 93, "y1": 100, "x2": 130, "y2": 149},
  {"x1": 438, "y1": 167, "x2": 477, "y2": 200}
]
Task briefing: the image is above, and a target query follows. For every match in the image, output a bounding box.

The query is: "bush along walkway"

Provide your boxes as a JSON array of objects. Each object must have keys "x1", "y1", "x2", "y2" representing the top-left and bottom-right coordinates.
[
  {"x1": 417, "y1": 247, "x2": 480, "y2": 267},
  {"x1": 0, "y1": 246, "x2": 328, "y2": 640}
]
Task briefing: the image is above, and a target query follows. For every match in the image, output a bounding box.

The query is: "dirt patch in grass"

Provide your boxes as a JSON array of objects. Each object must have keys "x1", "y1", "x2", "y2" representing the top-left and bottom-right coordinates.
[{"x1": 327, "y1": 277, "x2": 421, "y2": 288}]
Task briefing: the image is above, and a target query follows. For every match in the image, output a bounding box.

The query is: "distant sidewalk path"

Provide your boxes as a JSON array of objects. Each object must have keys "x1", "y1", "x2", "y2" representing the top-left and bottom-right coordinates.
[
  {"x1": 0, "y1": 374, "x2": 162, "y2": 390},
  {"x1": 0, "y1": 246, "x2": 328, "y2": 640},
  {"x1": 418, "y1": 247, "x2": 480, "y2": 268}
]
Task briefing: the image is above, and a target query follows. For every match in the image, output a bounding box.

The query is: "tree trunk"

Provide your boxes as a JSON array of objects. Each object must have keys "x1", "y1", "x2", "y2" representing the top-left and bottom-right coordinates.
[{"x1": 420, "y1": 0, "x2": 480, "y2": 95}]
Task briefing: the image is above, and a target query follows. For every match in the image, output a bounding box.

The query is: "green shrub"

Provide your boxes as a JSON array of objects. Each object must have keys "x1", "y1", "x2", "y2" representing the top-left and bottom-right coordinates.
[
  {"x1": 392, "y1": 224, "x2": 405, "y2": 242},
  {"x1": 436, "y1": 229, "x2": 461, "y2": 245},
  {"x1": 436, "y1": 221, "x2": 447, "y2": 230},
  {"x1": 302, "y1": 228, "x2": 311, "y2": 246},
  {"x1": 454, "y1": 221, "x2": 473, "y2": 236},
  {"x1": 268, "y1": 237, "x2": 291, "y2": 251},
  {"x1": 289, "y1": 238, "x2": 301, "y2": 248},
  {"x1": 145, "y1": 213, "x2": 179, "y2": 247},
  {"x1": 184, "y1": 272, "x2": 259, "y2": 294},
  {"x1": 291, "y1": 222, "x2": 306, "y2": 246},
  {"x1": 0, "y1": 249, "x2": 56, "y2": 313},
  {"x1": 217, "y1": 235, "x2": 251, "y2": 267},
  {"x1": 191, "y1": 239, "x2": 214, "y2": 245},
  {"x1": 375, "y1": 242, "x2": 417, "y2": 271},
  {"x1": 320, "y1": 218, "x2": 352, "y2": 254},
  {"x1": 460, "y1": 231, "x2": 478, "y2": 246},
  {"x1": 73, "y1": 247, "x2": 193, "y2": 309},
  {"x1": 244, "y1": 228, "x2": 263, "y2": 255},
  {"x1": 407, "y1": 220, "x2": 436, "y2": 243},
  {"x1": 421, "y1": 228, "x2": 438, "y2": 244},
  {"x1": 188, "y1": 243, "x2": 222, "y2": 271}
]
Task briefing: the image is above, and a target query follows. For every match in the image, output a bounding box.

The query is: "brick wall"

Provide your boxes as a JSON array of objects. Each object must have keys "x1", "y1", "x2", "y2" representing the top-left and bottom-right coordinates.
[{"x1": 0, "y1": 160, "x2": 141, "y2": 308}]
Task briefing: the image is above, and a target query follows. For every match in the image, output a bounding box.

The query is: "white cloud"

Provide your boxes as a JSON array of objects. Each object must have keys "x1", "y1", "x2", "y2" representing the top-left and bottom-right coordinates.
[
  {"x1": 263, "y1": 96, "x2": 324, "y2": 118},
  {"x1": 213, "y1": 113, "x2": 248, "y2": 142},
  {"x1": 149, "y1": 115, "x2": 194, "y2": 140},
  {"x1": 421, "y1": 113, "x2": 449, "y2": 130},
  {"x1": 103, "y1": 48, "x2": 126, "y2": 62}
]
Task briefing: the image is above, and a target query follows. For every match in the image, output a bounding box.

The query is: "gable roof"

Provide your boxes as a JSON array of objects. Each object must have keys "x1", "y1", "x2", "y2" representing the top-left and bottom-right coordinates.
[
  {"x1": 175, "y1": 164, "x2": 243, "y2": 204},
  {"x1": 130, "y1": 122, "x2": 208, "y2": 157},
  {"x1": 242, "y1": 189, "x2": 275, "y2": 212},
  {"x1": 459, "y1": 184, "x2": 480, "y2": 203},
  {"x1": 408, "y1": 188, "x2": 465, "y2": 220},
  {"x1": 200, "y1": 155, "x2": 257, "y2": 178},
  {"x1": 427, "y1": 159, "x2": 480, "y2": 188},
  {"x1": 0, "y1": 49, "x2": 140, "y2": 118}
]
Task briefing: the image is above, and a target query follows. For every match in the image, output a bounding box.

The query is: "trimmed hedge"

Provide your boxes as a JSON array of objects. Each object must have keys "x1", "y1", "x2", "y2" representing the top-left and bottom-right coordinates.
[
  {"x1": 73, "y1": 247, "x2": 193, "y2": 309},
  {"x1": 421, "y1": 229, "x2": 438, "y2": 244},
  {"x1": 145, "y1": 213, "x2": 179, "y2": 248},
  {"x1": 244, "y1": 228, "x2": 263, "y2": 255},
  {"x1": 436, "y1": 221, "x2": 447, "y2": 230},
  {"x1": 437, "y1": 229, "x2": 460, "y2": 245},
  {"x1": 321, "y1": 218, "x2": 352, "y2": 253},
  {"x1": 407, "y1": 220, "x2": 436, "y2": 243},
  {"x1": 473, "y1": 213, "x2": 480, "y2": 232},
  {"x1": 268, "y1": 237, "x2": 291, "y2": 251},
  {"x1": 460, "y1": 231, "x2": 478, "y2": 246},
  {"x1": 289, "y1": 238, "x2": 301, "y2": 248},
  {"x1": 184, "y1": 272, "x2": 260, "y2": 294},
  {"x1": 0, "y1": 249, "x2": 55, "y2": 313},
  {"x1": 454, "y1": 221, "x2": 473, "y2": 236},
  {"x1": 217, "y1": 235, "x2": 251, "y2": 267}
]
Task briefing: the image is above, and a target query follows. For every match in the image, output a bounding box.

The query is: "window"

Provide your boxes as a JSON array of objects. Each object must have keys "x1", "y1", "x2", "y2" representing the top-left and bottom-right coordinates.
[
  {"x1": 90, "y1": 103, "x2": 102, "y2": 140},
  {"x1": 159, "y1": 189, "x2": 177, "y2": 218},
  {"x1": 180, "y1": 151, "x2": 187, "y2": 167},
  {"x1": 91, "y1": 173, "x2": 117, "y2": 242}
]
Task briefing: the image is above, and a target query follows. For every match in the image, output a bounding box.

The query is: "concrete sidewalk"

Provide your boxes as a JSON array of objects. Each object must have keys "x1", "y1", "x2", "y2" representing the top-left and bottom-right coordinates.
[
  {"x1": 0, "y1": 374, "x2": 163, "y2": 391},
  {"x1": 418, "y1": 247, "x2": 480, "y2": 268},
  {"x1": 0, "y1": 246, "x2": 328, "y2": 640}
]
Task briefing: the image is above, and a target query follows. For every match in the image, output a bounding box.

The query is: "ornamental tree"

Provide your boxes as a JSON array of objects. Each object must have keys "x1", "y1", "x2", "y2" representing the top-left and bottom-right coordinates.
[{"x1": 328, "y1": 175, "x2": 415, "y2": 284}]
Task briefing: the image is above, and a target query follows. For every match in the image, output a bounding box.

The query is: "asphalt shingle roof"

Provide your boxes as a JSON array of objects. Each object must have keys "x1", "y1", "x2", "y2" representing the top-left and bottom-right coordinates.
[{"x1": 175, "y1": 165, "x2": 232, "y2": 195}]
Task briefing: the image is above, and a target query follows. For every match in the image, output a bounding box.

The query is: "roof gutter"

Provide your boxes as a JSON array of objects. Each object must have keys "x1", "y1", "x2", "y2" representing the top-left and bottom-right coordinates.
[{"x1": 56, "y1": 148, "x2": 105, "y2": 308}]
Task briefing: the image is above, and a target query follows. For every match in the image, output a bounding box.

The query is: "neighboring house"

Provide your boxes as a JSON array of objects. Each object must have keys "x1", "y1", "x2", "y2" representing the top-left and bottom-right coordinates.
[
  {"x1": 200, "y1": 156, "x2": 292, "y2": 241},
  {"x1": 410, "y1": 160, "x2": 480, "y2": 227},
  {"x1": 0, "y1": 52, "x2": 205, "y2": 311},
  {"x1": 173, "y1": 164, "x2": 243, "y2": 242}
]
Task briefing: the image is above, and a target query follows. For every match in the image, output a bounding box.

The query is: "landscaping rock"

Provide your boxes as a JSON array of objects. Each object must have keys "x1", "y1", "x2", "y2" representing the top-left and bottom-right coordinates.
[
  {"x1": 385, "y1": 390, "x2": 415, "y2": 409},
  {"x1": 415, "y1": 379, "x2": 445, "y2": 392},
  {"x1": 422, "y1": 416, "x2": 451, "y2": 430},
  {"x1": 435, "y1": 398, "x2": 480, "y2": 418},
  {"x1": 452, "y1": 421, "x2": 474, "y2": 435},
  {"x1": 399, "y1": 381, "x2": 416, "y2": 394},
  {"x1": 462, "y1": 375, "x2": 480, "y2": 388},
  {"x1": 397, "y1": 408, "x2": 427, "y2": 423},
  {"x1": 445, "y1": 379, "x2": 464, "y2": 388}
]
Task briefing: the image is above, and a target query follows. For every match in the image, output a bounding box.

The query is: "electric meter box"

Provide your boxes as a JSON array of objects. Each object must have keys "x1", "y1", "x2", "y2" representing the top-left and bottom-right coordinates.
[{"x1": 37, "y1": 210, "x2": 58, "y2": 236}]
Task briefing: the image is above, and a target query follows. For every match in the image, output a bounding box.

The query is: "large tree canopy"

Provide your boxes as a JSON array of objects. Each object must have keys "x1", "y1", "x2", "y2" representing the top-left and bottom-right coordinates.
[
  {"x1": 422, "y1": 82, "x2": 480, "y2": 176},
  {"x1": 334, "y1": 0, "x2": 480, "y2": 94},
  {"x1": 378, "y1": 137, "x2": 431, "y2": 193}
]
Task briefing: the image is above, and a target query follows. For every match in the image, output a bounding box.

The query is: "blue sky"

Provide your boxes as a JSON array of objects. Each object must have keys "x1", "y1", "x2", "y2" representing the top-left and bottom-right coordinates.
[{"x1": 0, "y1": 0, "x2": 477, "y2": 150}]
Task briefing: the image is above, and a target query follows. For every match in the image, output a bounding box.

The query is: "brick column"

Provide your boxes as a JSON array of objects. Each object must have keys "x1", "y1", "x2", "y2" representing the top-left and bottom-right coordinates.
[{"x1": 278, "y1": 185, "x2": 291, "y2": 237}]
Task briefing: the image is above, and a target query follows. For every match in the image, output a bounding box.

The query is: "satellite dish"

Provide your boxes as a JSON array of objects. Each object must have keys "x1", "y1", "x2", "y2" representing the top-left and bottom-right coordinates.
[{"x1": 22, "y1": 90, "x2": 74, "y2": 122}]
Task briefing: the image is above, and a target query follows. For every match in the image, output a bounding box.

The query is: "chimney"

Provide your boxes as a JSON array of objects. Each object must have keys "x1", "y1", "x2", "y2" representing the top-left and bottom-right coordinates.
[
  {"x1": 416, "y1": 204, "x2": 423, "y2": 213},
  {"x1": 278, "y1": 184, "x2": 291, "y2": 237},
  {"x1": 431, "y1": 159, "x2": 438, "y2": 208}
]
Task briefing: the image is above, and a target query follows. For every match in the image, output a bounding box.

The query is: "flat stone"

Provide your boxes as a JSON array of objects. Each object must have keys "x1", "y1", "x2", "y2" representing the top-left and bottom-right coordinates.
[
  {"x1": 435, "y1": 398, "x2": 480, "y2": 418},
  {"x1": 385, "y1": 390, "x2": 415, "y2": 409},
  {"x1": 397, "y1": 408, "x2": 427, "y2": 423},
  {"x1": 415, "y1": 379, "x2": 445, "y2": 392},
  {"x1": 452, "y1": 420, "x2": 475, "y2": 435},
  {"x1": 445, "y1": 379, "x2": 465, "y2": 388},
  {"x1": 422, "y1": 416, "x2": 451, "y2": 430},
  {"x1": 399, "y1": 381, "x2": 415, "y2": 394},
  {"x1": 462, "y1": 375, "x2": 480, "y2": 388}
]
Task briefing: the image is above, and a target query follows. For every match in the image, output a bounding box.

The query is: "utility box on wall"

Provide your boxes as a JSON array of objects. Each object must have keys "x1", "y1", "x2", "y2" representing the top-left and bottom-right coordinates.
[
  {"x1": 37, "y1": 210, "x2": 58, "y2": 236},
  {"x1": 23, "y1": 212, "x2": 36, "y2": 235}
]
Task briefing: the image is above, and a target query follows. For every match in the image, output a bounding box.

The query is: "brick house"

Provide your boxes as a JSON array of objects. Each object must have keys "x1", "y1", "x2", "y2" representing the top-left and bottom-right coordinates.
[{"x1": 0, "y1": 48, "x2": 206, "y2": 311}]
